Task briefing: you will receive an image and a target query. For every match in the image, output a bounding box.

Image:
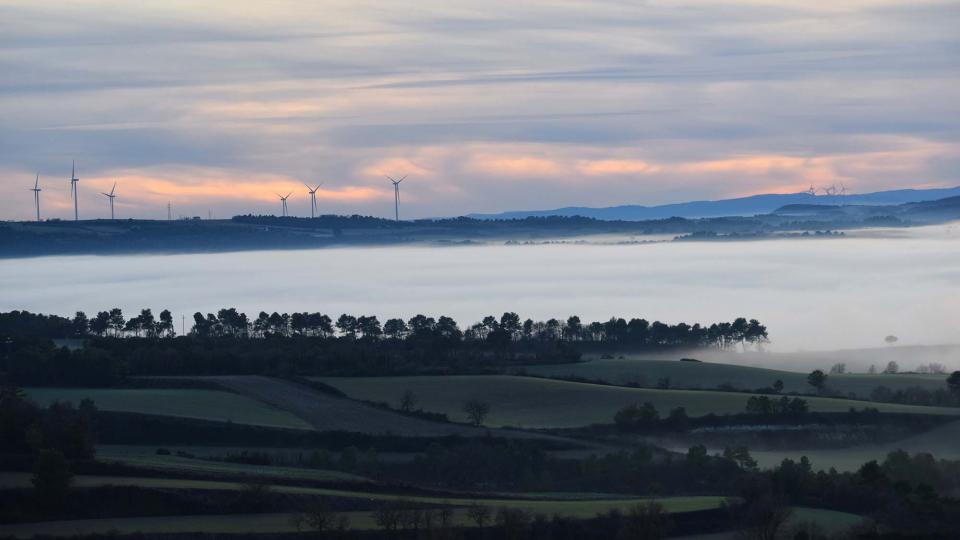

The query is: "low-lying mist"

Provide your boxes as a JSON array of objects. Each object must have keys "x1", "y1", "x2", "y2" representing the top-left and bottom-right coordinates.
[{"x1": 1, "y1": 223, "x2": 958, "y2": 367}]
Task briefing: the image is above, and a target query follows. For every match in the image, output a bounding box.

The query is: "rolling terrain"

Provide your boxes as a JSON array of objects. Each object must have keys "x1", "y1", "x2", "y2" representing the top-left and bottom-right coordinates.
[
  {"x1": 523, "y1": 357, "x2": 951, "y2": 398},
  {"x1": 24, "y1": 387, "x2": 312, "y2": 430},
  {"x1": 315, "y1": 375, "x2": 960, "y2": 428}
]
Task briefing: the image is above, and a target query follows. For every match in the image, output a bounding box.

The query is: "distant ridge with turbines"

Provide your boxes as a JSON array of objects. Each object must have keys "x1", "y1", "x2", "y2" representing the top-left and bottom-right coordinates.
[{"x1": 468, "y1": 185, "x2": 960, "y2": 221}]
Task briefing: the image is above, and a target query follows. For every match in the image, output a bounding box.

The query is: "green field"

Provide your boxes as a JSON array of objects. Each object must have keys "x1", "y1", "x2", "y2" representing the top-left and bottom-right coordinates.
[
  {"x1": 97, "y1": 445, "x2": 373, "y2": 483},
  {"x1": 24, "y1": 388, "x2": 313, "y2": 430},
  {"x1": 0, "y1": 472, "x2": 721, "y2": 513},
  {"x1": 524, "y1": 357, "x2": 950, "y2": 398},
  {"x1": 315, "y1": 375, "x2": 960, "y2": 428}
]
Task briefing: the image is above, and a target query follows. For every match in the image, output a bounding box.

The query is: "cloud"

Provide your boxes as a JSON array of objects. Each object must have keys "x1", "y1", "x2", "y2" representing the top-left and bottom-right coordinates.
[{"x1": 0, "y1": 0, "x2": 957, "y2": 218}]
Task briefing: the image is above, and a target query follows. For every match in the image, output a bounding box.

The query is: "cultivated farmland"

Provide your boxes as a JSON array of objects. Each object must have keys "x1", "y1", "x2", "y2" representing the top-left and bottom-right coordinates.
[
  {"x1": 23, "y1": 387, "x2": 312, "y2": 430},
  {"x1": 316, "y1": 375, "x2": 960, "y2": 428},
  {"x1": 524, "y1": 357, "x2": 950, "y2": 398}
]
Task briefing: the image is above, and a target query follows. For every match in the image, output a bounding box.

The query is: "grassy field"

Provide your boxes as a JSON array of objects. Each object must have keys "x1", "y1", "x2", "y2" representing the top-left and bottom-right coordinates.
[
  {"x1": 24, "y1": 387, "x2": 313, "y2": 430},
  {"x1": 315, "y1": 375, "x2": 960, "y2": 429},
  {"x1": 96, "y1": 445, "x2": 373, "y2": 483},
  {"x1": 0, "y1": 472, "x2": 720, "y2": 511},
  {"x1": 523, "y1": 357, "x2": 950, "y2": 397}
]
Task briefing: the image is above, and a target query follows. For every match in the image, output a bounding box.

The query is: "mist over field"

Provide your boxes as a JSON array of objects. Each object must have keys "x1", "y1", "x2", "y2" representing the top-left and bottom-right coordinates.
[{"x1": 2, "y1": 223, "x2": 958, "y2": 360}]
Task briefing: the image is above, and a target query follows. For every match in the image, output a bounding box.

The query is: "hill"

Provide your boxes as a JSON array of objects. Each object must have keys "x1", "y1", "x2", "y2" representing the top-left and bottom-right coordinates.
[
  {"x1": 314, "y1": 375, "x2": 960, "y2": 429},
  {"x1": 469, "y1": 186, "x2": 960, "y2": 221},
  {"x1": 522, "y1": 357, "x2": 951, "y2": 398}
]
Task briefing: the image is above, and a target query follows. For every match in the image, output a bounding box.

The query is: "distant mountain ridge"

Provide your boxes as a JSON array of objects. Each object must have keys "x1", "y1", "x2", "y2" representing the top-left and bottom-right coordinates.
[{"x1": 469, "y1": 186, "x2": 960, "y2": 221}]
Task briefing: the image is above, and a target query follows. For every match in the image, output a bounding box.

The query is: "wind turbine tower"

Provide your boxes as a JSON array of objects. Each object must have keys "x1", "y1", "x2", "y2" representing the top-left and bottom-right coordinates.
[
  {"x1": 70, "y1": 161, "x2": 80, "y2": 221},
  {"x1": 386, "y1": 175, "x2": 407, "y2": 222},
  {"x1": 101, "y1": 182, "x2": 117, "y2": 220},
  {"x1": 277, "y1": 192, "x2": 292, "y2": 217},
  {"x1": 30, "y1": 174, "x2": 42, "y2": 222},
  {"x1": 304, "y1": 182, "x2": 323, "y2": 218}
]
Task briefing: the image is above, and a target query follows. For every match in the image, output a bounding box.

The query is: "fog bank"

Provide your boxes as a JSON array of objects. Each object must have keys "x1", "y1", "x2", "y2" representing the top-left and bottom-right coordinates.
[{"x1": 1, "y1": 224, "x2": 958, "y2": 357}]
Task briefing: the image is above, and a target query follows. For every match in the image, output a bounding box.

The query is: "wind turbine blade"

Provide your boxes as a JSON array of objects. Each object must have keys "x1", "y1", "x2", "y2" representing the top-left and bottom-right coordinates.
[
  {"x1": 35, "y1": 173, "x2": 39, "y2": 189},
  {"x1": 398, "y1": 175, "x2": 407, "y2": 183},
  {"x1": 286, "y1": 192, "x2": 292, "y2": 199},
  {"x1": 111, "y1": 182, "x2": 117, "y2": 195},
  {"x1": 315, "y1": 183, "x2": 323, "y2": 190},
  {"x1": 304, "y1": 182, "x2": 313, "y2": 191}
]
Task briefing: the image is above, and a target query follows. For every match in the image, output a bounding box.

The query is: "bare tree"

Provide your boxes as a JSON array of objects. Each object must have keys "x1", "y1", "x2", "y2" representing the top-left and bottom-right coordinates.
[
  {"x1": 466, "y1": 503, "x2": 492, "y2": 528},
  {"x1": 399, "y1": 390, "x2": 417, "y2": 413},
  {"x1": 374, "y1": 500, "x2": 405, "y2": 534},
  {"x1": 463, "y1": 399, "x2": 491, "y2": 427}
]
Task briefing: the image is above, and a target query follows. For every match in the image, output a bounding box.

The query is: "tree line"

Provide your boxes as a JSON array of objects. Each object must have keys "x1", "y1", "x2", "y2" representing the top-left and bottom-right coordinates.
[{"x1": 1, "y1": 308, "x2": 768, "y2": 350}]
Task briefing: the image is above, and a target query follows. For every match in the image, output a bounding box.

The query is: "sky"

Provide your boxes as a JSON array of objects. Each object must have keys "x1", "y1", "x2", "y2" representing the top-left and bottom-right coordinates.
[{"x1": 1, "y1": 0, "x2": 958, "y2": 220}]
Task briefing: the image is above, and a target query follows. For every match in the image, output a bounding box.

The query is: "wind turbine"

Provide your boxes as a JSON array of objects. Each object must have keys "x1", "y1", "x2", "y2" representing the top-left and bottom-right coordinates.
[
  {"x1": 277, "y1": 192, "x2": 292, "y2": 217},
  {"x1": 304, "y1": 182, "x2": 323, "y2": 218},
  {"x1": 29, "y1": 174, "x2": 42, "y2": 222},
  {"x1": 69, "y1": 161, "x2": 80, "y2": 221},
  {"x1": 101, "y1": 182, "x2": 117, "y2": 220},
  {"x1": 386, "y1": 175, "x2": 407, "y2": 222}
]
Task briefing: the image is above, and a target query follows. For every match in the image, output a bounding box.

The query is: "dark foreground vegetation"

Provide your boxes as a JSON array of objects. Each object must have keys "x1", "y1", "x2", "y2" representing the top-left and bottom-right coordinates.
[
  {"x1": 3, "y1": 383, "x2": 960, "y2": 539},
  {"x1": 4, "y1": 308, "x2": 960, "y2": 538}
]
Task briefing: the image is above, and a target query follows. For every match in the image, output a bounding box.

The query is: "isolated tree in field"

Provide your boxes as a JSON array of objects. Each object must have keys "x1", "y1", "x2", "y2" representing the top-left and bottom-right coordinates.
[
  {"x1": 884, "y1": 361, "x2": 899, "y2": 374},
  {"x1": 868, "y1": 364, "x2": 877, "y2": 374},
  {"x1": 772, "y1": 379, "x2": 784, "y2": 394},
  {"x1": 806, "y1": 370, "x2": 828, "y2": 392},
  {"x1": 463, "y1": 399, "x2": 490, "y2": 426},
  {"x1": 466, "y1": 503, "x2": 492, "y2": 527},
  {"x1": 829, "y1": 362, "x2": 846, "y2": 374},
  {"x1": 399, "y1": 390, "x2": 417, "y2": 413},
  {"x1": 947, "y1": 371, "x2": 960, "y2": 394},
  {"x1": 32, "y1": 449, "x2": 72, "y2": 508},
  {"x1": 884, "y1": 335, "x2": 899, "y2": 345}
]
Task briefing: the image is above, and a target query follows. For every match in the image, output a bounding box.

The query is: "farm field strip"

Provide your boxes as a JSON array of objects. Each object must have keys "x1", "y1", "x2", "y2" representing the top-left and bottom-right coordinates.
[
  {"x1": 196, "y1": 375, "x2": 595, "y2": 449},
  {"x1": 23, "y1": 387, "x2": 313, "y2": 430},
  {"x1": 96, "y1": 446, "x2": 373, "y2": 483},
  {"x1": 525, "y1": 358, "x2": 950, "y2": 397},
  {"x1": 314, "y1": 375, "x2": 960, "y2": 429},
  {"x1": 0, "y1": 472, "x2": 720, "y2": 510}
]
